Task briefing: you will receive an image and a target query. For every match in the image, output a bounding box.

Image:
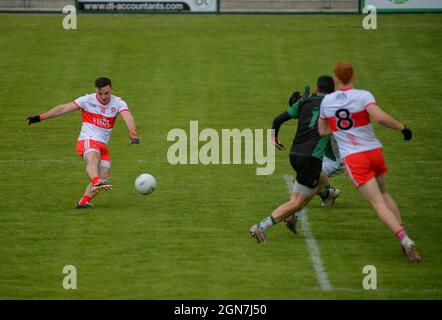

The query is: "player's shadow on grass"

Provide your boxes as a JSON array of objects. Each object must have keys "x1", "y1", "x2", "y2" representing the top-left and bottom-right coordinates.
[{"x1": 69, "y1": 203, "x2": 119, "y2": 215}]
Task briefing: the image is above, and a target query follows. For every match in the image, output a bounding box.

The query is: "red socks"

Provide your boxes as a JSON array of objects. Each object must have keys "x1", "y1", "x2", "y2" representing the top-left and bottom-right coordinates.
[
  {"x1": 79, "y1": 176, "x2": 99, "y2": 205},
  {"x1": 79, "y1": 195, "x2": 92, "y2": 206},
  {"x1": 395, "y1": 227, "x2": 407, "y2": 241},
  {"x1": 92, "y1": 176, "x2": 100, "y2": 186}
]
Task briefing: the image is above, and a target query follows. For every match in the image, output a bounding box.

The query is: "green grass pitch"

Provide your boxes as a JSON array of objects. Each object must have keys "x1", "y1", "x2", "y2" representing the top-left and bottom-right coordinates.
[{"x1": 0, "y1": 13, "x2": 441, "y2": 299}]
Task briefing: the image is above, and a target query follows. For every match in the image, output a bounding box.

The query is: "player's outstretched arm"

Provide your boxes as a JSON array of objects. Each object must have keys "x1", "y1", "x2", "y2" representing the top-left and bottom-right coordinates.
[
  {"x1": 120, "y1": 110, "x2": 139, "y2": 144},
  {"x1": 366, "y1": 104, "x2": 412, "y2": 140},
  {"x1": 271, "y1": 111, "x2": 291, "y2": 150},
  {"x1": 27, "y1": 102, "x2": 78, "y2": 125},
  {"x1": 318, "y1": 118, "x2": 332, "y2": 137}
]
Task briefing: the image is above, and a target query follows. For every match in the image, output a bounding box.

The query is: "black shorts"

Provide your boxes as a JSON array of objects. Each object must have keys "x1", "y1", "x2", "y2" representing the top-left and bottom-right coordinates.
[{"x1": 289, "y1": 154, "x2": 322, "y2": 188}]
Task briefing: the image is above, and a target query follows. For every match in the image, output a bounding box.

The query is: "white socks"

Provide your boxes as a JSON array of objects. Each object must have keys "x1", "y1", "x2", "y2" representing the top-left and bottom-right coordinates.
[{"x1": 258, "y1": 216, "x2": 275, "y2": 232}]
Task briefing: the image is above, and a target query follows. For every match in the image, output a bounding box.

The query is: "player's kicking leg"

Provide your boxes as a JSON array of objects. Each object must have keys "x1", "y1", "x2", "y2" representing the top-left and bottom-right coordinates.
[
  {"x1": 76, "y1": 165, "x2": 111, "y2": 209},
  {"x1": 90, "y1": 160, "x2": 112, "y2": 195},
  {"x1": 76, "y1": 151, "x2": 112, "y2": 209}
]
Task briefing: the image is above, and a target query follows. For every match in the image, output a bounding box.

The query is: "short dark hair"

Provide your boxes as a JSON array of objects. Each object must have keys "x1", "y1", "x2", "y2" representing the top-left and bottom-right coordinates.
[
  {"x1": 317, "y1": 75, "x2": 334, "y2": 94},
  {"x1": 95, "y1": 77, "x2": 112, "y2": 89}
]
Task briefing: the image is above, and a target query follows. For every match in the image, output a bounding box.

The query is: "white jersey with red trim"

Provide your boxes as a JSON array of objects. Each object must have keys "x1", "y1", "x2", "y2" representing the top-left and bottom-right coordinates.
[
  {"x1": 319, "y1": 88, "x2": 382, "y2": 158},
  {"x1": 73, "y1": 93, "x2": 129, "y2": 144}
]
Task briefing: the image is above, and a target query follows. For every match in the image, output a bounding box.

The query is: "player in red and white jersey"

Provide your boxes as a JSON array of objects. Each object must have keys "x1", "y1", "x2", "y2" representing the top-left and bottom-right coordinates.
[
  {"x1": 320, "y1": 87, "x2": 382, "y2": 159},
  {"x1": 318, "y1": 61, "x2": 421, "y2": 263},
  {"x1": 27, "y1": 77, "x2": 140, "y2": 209}
]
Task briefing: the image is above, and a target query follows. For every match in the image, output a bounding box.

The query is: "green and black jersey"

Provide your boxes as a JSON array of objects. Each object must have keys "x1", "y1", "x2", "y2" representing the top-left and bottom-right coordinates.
[
  {"x1": 287, "y1": 94, "x2": 330, "y2": 159},
  {"x1": 323, "y1": 141, "x2": 336, "y2": 160}
]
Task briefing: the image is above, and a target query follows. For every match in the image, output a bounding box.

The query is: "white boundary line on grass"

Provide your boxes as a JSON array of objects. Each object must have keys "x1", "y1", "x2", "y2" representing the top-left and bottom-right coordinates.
[
  {"x1": 283, "y1": 174, "x2": 332, "y2": 292},
  {"x1": 283, "y1": 174, "x2": 442, "y2": 295}
]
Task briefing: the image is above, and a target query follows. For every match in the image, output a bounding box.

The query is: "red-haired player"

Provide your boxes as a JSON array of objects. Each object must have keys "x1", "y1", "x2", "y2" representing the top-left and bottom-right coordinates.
[
  {"x1": 27, "y1": 77, "x2": 139, "y2": 209},
  {"x1": 318, "y1": 61, "x2": 420, "y2": 262}
]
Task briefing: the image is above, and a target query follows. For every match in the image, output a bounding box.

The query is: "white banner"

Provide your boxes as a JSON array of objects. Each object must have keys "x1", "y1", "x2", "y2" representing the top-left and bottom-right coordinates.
[
  {"x1": 78, "y1": 0, "x2": 217, "y2": 12},
  {"x1": 365, "y1": 0, "x2": 442, "y2": 9}
]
